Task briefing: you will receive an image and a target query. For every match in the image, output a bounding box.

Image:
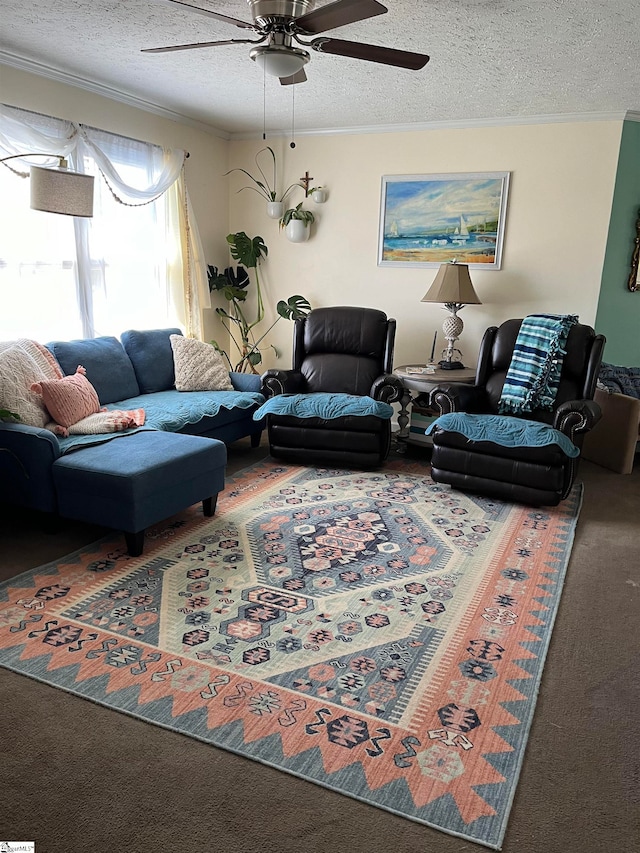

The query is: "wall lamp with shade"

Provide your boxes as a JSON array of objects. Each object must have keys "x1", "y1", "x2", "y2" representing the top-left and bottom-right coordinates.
[
  {"x1": 0, "y1": 153, "x2": 95, "y2": 217},
  {"x1": 421, "y1": 260, "x2": 482, "y2": 369}
]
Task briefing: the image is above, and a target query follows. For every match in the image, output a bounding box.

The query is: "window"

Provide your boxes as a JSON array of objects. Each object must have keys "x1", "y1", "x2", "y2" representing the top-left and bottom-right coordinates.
[
  {"x1": 0, "y1": 171, "x2": 81, "y2": 340},
  {"x1": 0, "y1": 105, "x2": 209, "y2": 342}
]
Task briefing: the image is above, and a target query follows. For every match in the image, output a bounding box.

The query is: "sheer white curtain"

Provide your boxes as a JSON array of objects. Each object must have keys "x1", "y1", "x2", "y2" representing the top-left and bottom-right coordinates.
[{"x1": 0, "y1": 104, "x2": 210, "y2": 341}]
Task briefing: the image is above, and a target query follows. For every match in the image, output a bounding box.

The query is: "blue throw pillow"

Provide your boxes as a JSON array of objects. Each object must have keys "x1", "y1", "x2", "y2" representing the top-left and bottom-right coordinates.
[
  {"x1": 121, "y1": 328, "x2": 182, "y2": 393},
  {"x1": 46, "y1": 336, "x2": 140, "y2": 405}
]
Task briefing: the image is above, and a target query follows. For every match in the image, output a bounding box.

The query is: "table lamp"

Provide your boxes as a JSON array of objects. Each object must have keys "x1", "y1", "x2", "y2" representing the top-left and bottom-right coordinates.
[
  {"x1": 0, "y1": 153, "x2": 95, "y2": 217},
  {"x1": 421, "y1": 260, "x2": 481, "y2": 369}
]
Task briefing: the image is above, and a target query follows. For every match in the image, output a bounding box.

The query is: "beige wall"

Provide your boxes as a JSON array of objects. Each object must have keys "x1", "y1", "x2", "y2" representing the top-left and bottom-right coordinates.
[
  {"x1": 1, "y1": 65, "x2": 623, "y2": 370},
  {"x1": 229, "y1": 122, "x2": 621, "y2": 369},
  {"x1": 1, "y1": 64, "x2": 229, "y2": 342}
]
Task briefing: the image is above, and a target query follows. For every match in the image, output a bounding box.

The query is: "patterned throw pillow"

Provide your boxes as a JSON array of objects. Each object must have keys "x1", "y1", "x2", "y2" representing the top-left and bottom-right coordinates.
[
  {"x1": 170, "y1": 335, "x2": 233, "y2": 392},
  {"x1": 0, "y1": 339, "x2": 63, "y2": 427},
  {"x1": 31, "y1": 365, "x2": 101, "y2": 428}
]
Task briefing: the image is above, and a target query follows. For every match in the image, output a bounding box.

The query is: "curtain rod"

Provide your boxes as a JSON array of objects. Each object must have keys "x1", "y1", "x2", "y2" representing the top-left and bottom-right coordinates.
[{"x1": 2, "y1": 101, "x2": 190, "y2": 157}]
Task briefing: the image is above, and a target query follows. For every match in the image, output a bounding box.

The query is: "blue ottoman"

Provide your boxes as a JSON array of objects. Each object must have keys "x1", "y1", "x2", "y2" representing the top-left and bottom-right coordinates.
[{"x1": 52, "y1": 431, "x2": 226, "y2": 556}]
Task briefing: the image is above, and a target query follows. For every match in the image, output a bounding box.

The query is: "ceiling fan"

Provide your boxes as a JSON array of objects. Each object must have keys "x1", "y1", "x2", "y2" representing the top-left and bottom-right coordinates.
[{"x1": 142, "y1": 0, "x2": 430, "y2": 85}]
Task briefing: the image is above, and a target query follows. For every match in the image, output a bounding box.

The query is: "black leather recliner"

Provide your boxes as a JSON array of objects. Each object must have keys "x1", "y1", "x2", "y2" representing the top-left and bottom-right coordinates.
[
  {"x1": 260, "y1": 306, "x2": 404, "y2": 468},
  {"x1": 428, "y1": 318, "x2": 606, "y2": 506}
]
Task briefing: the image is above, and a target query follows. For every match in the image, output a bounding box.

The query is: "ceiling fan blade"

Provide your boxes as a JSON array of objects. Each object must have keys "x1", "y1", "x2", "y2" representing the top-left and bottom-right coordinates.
[
  {"x1": 295, "y1": 0, "x2": 387, "y2": 35},
  {"x1": 142, "y1": 38, "x2": 257, "y2": 54},
  {"x1": 280, "y1": 68, "x2": 308, "y2": 86},
  {"x1": 153, "y1": 0, "x2": 254, "y2": 29},
  {"x1": 312, "y1": 37, "x2": 429, "y2": 70}
]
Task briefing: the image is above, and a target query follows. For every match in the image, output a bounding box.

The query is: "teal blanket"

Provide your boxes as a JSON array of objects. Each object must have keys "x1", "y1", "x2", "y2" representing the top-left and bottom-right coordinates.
[
  {"x1": 426, "y1": 413, "x2": 580, "y2": 457},
  {"x1": 57, "y1": 389, "x2": 264, "y2": 454},
  {"x1": 253, "y1": 393, "x2": 393, "y2": 421},
  {"x1": 499, "y1": 313, "x2": 578, "y2": 414}
]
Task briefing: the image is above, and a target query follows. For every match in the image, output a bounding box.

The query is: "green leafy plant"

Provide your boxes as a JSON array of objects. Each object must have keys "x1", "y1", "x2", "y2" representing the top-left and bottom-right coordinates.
[
  {"x1": 279, "y1": 202, "x2": 316, "y2": 229},
  {"x1": 0, "y1": 409, "x2": 21, "y2": 421},
  {"x1": 208, "y1": 231, "x2": 311, "y2": 373},
  {"x1": 224, "y1": 146, "x2": 300, "y2": 203}
]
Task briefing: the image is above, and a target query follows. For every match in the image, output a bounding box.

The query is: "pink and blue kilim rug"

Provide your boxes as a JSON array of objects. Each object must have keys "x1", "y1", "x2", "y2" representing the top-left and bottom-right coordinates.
[{"x1": 0, "y1": 459, "x2": 582, "y2": 849}]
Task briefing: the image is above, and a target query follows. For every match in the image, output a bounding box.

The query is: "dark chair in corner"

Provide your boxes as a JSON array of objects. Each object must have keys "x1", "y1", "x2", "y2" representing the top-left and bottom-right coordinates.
[
  {"x1": 260, "y1": 306, "x2": 404, "y2": 468},
  {"x1": 428, "y1": 318, "x2": 606, "y2": 506}
]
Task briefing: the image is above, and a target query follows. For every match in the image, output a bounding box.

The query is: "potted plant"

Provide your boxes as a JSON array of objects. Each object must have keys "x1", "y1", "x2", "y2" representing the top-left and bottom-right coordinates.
[
  {"x1": 208, "y1": 231, "x2": 311, "y2": 373},
  {"x1": 224, "y1": 147, "x2": 300, "y2": 219},
  {"x1": 280, "y1": 202, "x2": 315, "y2": 242},
  {"x1": 309, "y1": 186, "x2": 327, "y2": 204}
]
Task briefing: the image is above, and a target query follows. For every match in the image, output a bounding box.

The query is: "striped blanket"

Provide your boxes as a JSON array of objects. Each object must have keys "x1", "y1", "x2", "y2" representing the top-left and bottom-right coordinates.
[{"x1": 498, "y1": 313, "x2": 578, "y2": 414}]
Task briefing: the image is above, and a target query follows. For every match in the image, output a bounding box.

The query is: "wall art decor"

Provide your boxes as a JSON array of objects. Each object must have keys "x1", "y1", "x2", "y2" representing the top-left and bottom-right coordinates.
[{"x1": 378, "y1": 172, "x2": 510, "y2": 269}]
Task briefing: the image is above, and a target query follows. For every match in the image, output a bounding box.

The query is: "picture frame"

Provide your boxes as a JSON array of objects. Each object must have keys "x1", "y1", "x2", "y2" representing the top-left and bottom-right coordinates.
[{"x1": 378, "y1": 171, "x2": 510, "y2": 269}]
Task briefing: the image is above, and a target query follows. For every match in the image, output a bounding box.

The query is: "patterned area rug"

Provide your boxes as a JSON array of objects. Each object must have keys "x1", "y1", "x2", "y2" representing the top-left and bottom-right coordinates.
[{"x1": 0, "y1": 459, "x2": 582, "y2": 850}]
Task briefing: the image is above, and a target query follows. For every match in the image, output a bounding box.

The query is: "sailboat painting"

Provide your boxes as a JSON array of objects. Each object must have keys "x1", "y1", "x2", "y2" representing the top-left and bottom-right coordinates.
[{"x1": 378, "y1": 172, "x2": 510, "y2": 269}]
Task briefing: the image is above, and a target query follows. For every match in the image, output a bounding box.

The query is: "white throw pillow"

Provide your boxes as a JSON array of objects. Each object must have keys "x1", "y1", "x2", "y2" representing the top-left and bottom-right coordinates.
[
  {"x1": 170, "y1": 335, "x2": 234, "y2": 392},
  {"x1": 0, "y1": 339, "x2": 63, "y2": 427}
]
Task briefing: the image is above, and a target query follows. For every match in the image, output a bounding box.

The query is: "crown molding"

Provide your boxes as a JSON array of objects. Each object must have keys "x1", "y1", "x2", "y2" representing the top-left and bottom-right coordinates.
[
  {"x1": 0, "y1": 51, "x2": 230, "y2": 140},
  {"x1": 230, "y1": 110, "x2": 635, "y2": 140}
]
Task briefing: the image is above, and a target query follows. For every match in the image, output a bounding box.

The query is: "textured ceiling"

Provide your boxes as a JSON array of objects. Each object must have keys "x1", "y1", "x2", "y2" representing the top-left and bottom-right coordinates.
[{"x1": 1, "y1": 0, "x2": 639, "y2": 137}]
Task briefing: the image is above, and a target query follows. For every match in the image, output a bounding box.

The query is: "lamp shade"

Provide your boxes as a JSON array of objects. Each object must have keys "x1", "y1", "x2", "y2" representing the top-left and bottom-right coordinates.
[
  {"x1": 421, "y1": 262, "x2": 482, "y2": 305},
  {"x1": 30, "y1": 165, "x2": 95, "y2": 218}
]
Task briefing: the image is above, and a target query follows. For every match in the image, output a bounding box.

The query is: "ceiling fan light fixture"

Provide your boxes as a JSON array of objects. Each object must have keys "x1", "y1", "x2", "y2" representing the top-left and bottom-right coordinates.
[{"x1": 250, "y1": 44, "x2": 310, "y2": 77}]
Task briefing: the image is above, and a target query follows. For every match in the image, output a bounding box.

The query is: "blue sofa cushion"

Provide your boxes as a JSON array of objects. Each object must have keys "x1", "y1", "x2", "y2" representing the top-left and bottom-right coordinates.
[
  {"x1": 121, "y1": 328, "x2": 182, "y2": 393},
  {"x1": 47, "y1": 336, "x2": 140, "y2": 404},
  {"x1": 110, "y1": 389, "x2": 265, "y2": 431},
  {"x1": 52, "y1": 431, "x2": 226, "y2": 534}
]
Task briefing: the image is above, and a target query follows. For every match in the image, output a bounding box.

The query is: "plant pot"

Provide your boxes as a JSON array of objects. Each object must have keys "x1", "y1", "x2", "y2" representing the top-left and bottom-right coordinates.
[
  {"x1": 267, "y1": 201, "x2": 284, "y2": 219},
  {"x1": 311, "y1": 189, "x2": 327, "y2": 204},
  {"x1": 285, "y1": 219, "x2": 310, "y2": 243}
]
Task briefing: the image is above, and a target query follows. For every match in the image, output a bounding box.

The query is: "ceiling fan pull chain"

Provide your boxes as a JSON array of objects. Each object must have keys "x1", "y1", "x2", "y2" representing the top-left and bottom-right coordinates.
[
  {"x1": 263, "y1": 61, "x2": 267, "y2": 141},
  {"x1": 290, "y1": 84, "x2": 296, "y2": 149}
]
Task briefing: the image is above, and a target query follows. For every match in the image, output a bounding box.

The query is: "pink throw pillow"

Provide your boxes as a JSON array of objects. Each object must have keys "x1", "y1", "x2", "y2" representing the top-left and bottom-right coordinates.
[{"x1": 31, "y1": 365, "x2": 101, "y2": 428}]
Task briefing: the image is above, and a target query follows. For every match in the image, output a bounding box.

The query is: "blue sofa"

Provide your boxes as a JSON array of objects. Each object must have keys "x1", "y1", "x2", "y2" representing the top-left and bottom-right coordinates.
[{"x1": 0, "y1": 328, "x2": 265, "y2": 520}]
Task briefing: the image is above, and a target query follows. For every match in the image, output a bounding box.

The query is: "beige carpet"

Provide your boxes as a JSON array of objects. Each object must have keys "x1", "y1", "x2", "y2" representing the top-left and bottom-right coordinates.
[{"x1": 1, "y1": 437, "x2": 638, "y2": 853}]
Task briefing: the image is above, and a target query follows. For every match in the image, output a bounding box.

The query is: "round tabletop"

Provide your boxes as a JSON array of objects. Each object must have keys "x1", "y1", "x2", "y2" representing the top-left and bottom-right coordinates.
[{"x1": 394, "y1": 364, "x2": 476, "y2": 392}]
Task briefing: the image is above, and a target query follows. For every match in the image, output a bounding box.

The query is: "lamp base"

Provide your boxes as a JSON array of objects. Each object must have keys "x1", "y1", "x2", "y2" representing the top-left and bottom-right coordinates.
[{"x1": 438, "y1": 360, "x2": 465, "y2": 370}]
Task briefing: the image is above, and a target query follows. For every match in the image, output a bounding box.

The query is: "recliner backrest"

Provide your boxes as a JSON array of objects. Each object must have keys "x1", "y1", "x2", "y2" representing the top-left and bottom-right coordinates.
[
  {"x1": 292, "y1": 306, "x2": 395, "y2": 395},
  {"x1": 478, "y1": 318, "x2": 605, "y2": 420}
]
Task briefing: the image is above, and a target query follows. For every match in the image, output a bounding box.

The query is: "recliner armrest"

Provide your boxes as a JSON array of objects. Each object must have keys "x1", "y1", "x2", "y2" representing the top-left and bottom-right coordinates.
[
  {"x1": 371, "y1": 374, "x2": 404, "y2": 404},
  {"x1": 553, "y1": 399, "x2": 602, "y2": 437},
  {"x1": 430, "y1": 384, "x2": 488, "y2": 415},
  {"x1": 261, "y1": 369, "x2": 307, "y2": 398}
]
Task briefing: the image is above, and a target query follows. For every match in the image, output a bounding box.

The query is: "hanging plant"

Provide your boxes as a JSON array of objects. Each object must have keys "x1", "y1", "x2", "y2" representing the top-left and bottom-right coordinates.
[
  {"x1": 279, "y1": 202, "x2": 315, "y2": 228},
  {"x1": 224, "y1": 147, "x2": 300, "y2": 204},
  {"x1": 308, "y1": 186, "x2": 327, "y2": 203}
]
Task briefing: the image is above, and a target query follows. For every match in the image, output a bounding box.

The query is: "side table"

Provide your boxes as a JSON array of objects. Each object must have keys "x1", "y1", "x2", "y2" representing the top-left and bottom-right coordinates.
[{"x1": 393, "y1": 364, "x2": 476, "y2": 448}]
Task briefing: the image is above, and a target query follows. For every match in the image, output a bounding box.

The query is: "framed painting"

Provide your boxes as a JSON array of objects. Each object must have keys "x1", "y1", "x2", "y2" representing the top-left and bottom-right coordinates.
[{"x1": 378, "y1": 171, "x2": 510, "y2": 269}]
